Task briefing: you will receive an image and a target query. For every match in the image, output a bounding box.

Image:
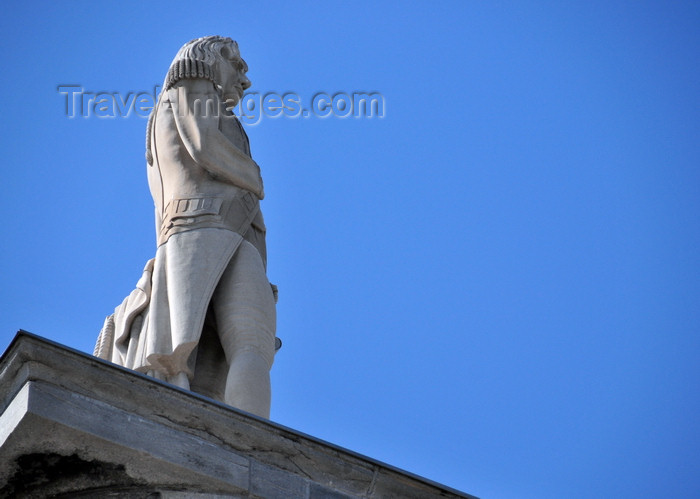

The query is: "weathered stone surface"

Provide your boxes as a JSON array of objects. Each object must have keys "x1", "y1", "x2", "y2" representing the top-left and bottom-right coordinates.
[
  {"x1": 249, "y1": 462, "x2": 308, "y2": 498},
  {"x1": 0, "y1": 331, "x2": 477, "y2": 498}
]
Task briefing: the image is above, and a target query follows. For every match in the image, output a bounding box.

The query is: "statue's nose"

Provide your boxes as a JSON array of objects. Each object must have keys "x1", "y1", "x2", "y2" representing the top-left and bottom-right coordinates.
[{"x1": 241, "y1": 77, "x2": 252, "y2": 90}]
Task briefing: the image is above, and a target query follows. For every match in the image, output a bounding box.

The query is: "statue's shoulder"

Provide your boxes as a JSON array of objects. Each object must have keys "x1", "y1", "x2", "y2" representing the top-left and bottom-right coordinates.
[{"x1": 166, "y1": 78, "x2": 220, "y2": 102}]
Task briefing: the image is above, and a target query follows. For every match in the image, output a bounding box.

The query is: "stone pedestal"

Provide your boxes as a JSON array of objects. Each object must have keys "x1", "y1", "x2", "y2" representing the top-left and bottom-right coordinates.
[{"x1": 0, "y1": 331, "x2": 476, "y2": 498}]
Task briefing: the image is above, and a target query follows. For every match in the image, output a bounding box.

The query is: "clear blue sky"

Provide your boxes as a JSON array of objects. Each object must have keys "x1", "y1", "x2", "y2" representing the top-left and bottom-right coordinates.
[{"x1": 1, "y1": 2, "x2": 699, "y2": 498}]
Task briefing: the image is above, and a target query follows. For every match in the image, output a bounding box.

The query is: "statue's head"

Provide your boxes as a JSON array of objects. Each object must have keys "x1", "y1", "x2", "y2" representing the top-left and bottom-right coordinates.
[{"x1": 164, "y1": 35, "x2": 251, "y2": 105}]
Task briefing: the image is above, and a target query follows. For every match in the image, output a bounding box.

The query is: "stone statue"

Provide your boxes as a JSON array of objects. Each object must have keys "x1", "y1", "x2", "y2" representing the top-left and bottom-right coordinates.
[{"x1": 95, "y1": 36, "x2": 278, "y2": 419}]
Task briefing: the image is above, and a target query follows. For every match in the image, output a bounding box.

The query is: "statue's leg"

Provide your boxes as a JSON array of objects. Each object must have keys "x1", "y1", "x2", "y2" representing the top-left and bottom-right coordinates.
[{"x1": 211, "y1": 240, "x2": 276, "y2": 418}]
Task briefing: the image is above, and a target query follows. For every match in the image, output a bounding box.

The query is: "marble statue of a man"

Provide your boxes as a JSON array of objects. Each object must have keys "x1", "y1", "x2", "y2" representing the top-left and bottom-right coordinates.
[{"x1": 95, "y1": 36, "x2": 277, "y2": 419}]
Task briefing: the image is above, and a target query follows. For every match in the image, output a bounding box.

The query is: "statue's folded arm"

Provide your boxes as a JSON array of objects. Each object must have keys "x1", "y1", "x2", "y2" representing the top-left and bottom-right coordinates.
[{"x1": 167, "y1": 81, "x2": 264, "y2": 199}]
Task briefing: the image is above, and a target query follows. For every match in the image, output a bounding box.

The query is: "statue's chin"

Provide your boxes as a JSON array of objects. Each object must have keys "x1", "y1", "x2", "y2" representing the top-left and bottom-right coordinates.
[{"x1": 224, "y1": 95, "x2": 240, "y2": 109}]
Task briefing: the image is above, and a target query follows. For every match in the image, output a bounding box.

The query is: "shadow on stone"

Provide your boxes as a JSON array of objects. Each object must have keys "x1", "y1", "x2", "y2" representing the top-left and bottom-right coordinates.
[{"x1": 2, "y1": 452, "x2": 151, "y2": 498}]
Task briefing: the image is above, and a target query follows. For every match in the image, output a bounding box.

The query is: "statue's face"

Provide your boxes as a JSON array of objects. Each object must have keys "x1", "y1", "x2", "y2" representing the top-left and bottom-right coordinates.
[{"x1": 218, "y1": 43, "x2": 251, "y2": 105}]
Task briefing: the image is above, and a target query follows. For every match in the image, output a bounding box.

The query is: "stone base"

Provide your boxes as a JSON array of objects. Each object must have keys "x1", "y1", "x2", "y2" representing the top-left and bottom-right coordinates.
[{"x1": 0, "y1": 331, "x2": 477, "y2": 498}]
